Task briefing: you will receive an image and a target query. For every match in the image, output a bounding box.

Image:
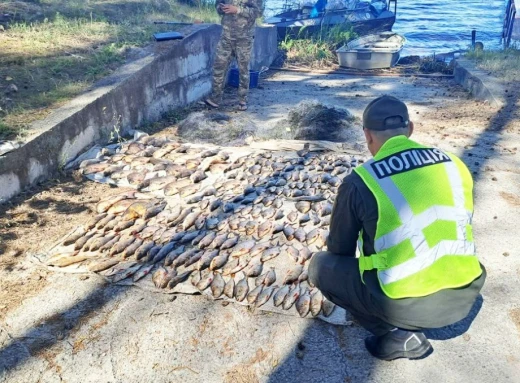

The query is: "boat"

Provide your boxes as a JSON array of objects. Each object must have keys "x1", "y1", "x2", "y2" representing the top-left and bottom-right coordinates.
[
  {"x1": 264, "y1": 0, "x2": 397, "y2": 41},
  {"x1": 336, "y1": 32, "x2": 405, "y2": 69}
]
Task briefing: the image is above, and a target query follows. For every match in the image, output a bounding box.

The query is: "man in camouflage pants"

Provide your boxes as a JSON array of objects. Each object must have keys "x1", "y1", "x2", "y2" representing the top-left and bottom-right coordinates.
[{"x1": 205, "y1": 0, "x2": 263, "y2": 111}]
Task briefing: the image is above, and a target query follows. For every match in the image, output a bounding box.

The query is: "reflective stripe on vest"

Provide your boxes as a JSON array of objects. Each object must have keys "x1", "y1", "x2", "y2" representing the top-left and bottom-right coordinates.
[{"x1": 361, "y1": 157, "x2": 475, "y2": 285}]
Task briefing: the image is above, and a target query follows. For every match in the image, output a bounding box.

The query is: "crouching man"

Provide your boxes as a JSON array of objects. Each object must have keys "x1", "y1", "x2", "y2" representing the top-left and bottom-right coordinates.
[{"x1": 309, "y1": 95, "x2": 486, "y2": 361}]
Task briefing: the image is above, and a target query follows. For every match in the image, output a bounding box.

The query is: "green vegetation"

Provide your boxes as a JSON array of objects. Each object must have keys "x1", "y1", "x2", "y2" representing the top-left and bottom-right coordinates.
[
  {"x1": 465, "y1": 48, "x2": 520, "y2": 82},
  {"x1": 0, "y1": 0, "x2": 218, "y2": 141},
  {"x1": 279, "y1": 25, "x2": 357, "y2": 68}
]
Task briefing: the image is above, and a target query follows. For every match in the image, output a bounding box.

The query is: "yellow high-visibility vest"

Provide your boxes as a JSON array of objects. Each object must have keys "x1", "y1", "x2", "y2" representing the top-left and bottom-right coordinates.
[{"x1": 354, "y1": 136, "x2": 482, "y2": 299}]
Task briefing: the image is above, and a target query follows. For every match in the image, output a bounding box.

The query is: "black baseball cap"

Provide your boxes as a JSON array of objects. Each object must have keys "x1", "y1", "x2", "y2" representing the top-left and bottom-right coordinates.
[{"x1": 362, "y1": 95, "x2": 410, "y2": 131}]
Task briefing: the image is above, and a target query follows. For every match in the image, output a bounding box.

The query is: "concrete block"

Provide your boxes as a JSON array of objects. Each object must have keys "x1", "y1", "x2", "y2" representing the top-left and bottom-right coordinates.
[{"x1": 453, "y1": 59, "x2": 506, "y2": 108}]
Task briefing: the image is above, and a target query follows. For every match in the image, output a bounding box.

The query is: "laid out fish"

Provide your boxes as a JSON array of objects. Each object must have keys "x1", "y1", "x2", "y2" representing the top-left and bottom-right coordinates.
[
  {"x1": 89, "y1": 234, "x2": 116, "y2": 252},
  {"x1": 151, "y1": 242, "x2": 176, "y2": 263},
  {"x1": 234, "y1": 274, "x2": 250, "y2": 302},
  {"x1": 322, "y1": 299, "x2": 336, "y2": 317},
  {"x1": 179, "y1": 184, "x2": 200, "y2": 198},
  {"x1": 257, "y1": 221, "x2": 272, "y2": 238},
  {"x1": 122, "y1": 238, "x2": 143, "y2": 259},
  {"x1": 109, "y1": 235, "x2": 135, "y2": 256},
  {"x1": 197, "y1": 249, "x2": 219, "y2": 270},
  {"x1": 283, "y1": 225, "x2": 295, "y2": 241},
  {"x1": 260, "y1": 247, "x2": 281, "y2": 262},
  {"x1": 306, "y1": 228, "x2": 320, "y2": 246},
  {"x1": 231, "y1": 240, "x2": 256, "y2": 257},
  {"x1": 112, "y1": 263, "x2": 143, "y2": 283},
  {"x1": 295, "y1": 201, "x2": 311, "y2": 214},
  {"x1": 152, "y1": 267, "x2": 170, "y2": 288},
  {"x1": 247, "y1": 284, "x2": 263, "y2": 305},
  {"x1": 95, "y1": 193, "x2": 132, "y2": 214},
  {"x1": 285, "y1": 246, "x2": 300, "y2": 262},
  {"x1": 179, "y1": 230, "x2": 200, "y2": 245},
  {"x1": 182, "y1": 211, "x2": 201, "y2": 231},
  {"x1": 211, "y1": 273, "x2": 225, "y2": 298},
  {"x1": 190, "y1": 170, "x2": 207, "y2": 183},
  {"x1": 143, "y1": 203, "x2": 166, "y2": 220},
  {"x1": 210, "y1": 233, "x2": 229, "y2": 249},
  {"x1": 282, "y1": 284, "x2": 301, "y2": 310},
  {"x1": 220, "y1": 236, "x2": 239, "y2": 250},
  {"x1": 87, "y1": 258, "x2": 120, "y2": 273},
  {"x1": 209, "y1": 252, "x2": 229, "y2": 271},
  {"x1": 198, "y1": 231, "x2": 217, "y2": 249},
  {"x1": 85, "y1": 213, "x2": 107, "y2": 230},
  {"x1": 99, "y1": 235, "x2": 121, "y2": 252},
  {"x1": 196, "y1": 271, "x2": 215, "y2": 291},
  {"x1": 310, "y1": 290, "x2": 324, "y2": 317},
  {"x1": 245, "y1": 259, "x2": 263, "y2": 278},
  {"x1": 295, "y1": 290, "x2": 311, "y2": 317},
  {"x1": 224, "y1": 277, "x2": 235, "y2": 298},
  {"x1": 133, "y1": 263, "x2": 155, "y2": 282},
  {"x1": 298, "y1": 248, "x2": 313, "y2": 264},
  {"x1": 168, "y1": 270, "x2": 193, "y2": 289},
  {"x1": 294, "y1": 228, "x2": 306, "y2": 243},
  {"x1": 283, "y1": 265, "x2": 304, "y2": 285},
  {"x1": 222, "y1": 257, "x2": 240, "y2": 276},
  {"x1": 255, "y1": 285, "x2": 276, "y2": 308},
  {"x1": 95, "y1": 214, "x2": 115, "y2": 231},
  {"x1": 298, "y1": 271, "x2": 308, "y2": 282},
  {"x1": 273, "y1": 284, "x2": 290, "y2": 307},
  {"x1": 184, "y1": 249, "x2": 204, "y2": 267},
  {"x1": 164, "y1": 245, "x2": 186, "y2": 266}
]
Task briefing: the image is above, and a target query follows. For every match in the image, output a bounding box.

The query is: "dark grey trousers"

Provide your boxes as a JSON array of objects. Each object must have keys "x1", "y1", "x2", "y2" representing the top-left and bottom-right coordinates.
[{"x1": 308, "y1": 252, "x2": 486, "y2": 336}]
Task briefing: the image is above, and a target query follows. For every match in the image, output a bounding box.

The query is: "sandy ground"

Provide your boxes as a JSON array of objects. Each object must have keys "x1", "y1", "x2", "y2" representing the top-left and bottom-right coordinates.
[{"x1": 1, "y1": 71, "x2": 520, "y2": 382}]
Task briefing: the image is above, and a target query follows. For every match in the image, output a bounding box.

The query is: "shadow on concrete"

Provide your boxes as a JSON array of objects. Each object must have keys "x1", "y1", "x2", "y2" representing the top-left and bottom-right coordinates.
[{"x1": 0, "y1": 284, "x2": 126, "y2": 374}]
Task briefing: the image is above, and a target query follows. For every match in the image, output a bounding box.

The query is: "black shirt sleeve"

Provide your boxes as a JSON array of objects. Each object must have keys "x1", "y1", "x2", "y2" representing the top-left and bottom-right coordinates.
[{"x1": 326, "y1": 173, "x2": 364, "y2": 256}]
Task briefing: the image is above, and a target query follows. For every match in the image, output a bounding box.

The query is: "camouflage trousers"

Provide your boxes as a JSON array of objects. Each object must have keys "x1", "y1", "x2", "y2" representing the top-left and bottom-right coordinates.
[{"x1": 211, "y1": 33, "x2": 254, "y2": 103}]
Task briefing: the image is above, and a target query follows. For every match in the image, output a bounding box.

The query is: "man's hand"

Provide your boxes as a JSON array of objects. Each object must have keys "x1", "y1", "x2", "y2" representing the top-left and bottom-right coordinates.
[{"x1": 221, "y1": 4, "x2": 239, "y2": 14}]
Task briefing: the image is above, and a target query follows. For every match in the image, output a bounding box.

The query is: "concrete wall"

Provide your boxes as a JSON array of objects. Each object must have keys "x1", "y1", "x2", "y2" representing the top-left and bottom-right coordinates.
[{"x1": 0, "y1": 24, "x2": 278, "y2": 202}]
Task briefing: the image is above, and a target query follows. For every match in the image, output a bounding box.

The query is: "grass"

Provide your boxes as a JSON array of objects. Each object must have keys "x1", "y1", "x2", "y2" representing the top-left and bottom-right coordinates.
[
  {"x1": 0, "y1": 0, "x2": 218, "y2": 141},
  {"x1": 465, "y1": 47, "x2": 520, "y2": 82},
  {"x1": 279, "y1": 25, "x2": 357, "y2": 68}
]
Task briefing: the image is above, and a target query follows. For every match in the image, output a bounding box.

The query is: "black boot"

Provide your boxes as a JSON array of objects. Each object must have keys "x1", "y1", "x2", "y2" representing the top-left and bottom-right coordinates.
[{"x1": 365, "y1": 329, "x2": 432, "y2": 361}]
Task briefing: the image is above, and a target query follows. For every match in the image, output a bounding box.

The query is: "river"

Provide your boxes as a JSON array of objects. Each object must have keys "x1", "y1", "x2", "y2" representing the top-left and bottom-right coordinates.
[{"x1": 264, "y1": 0, "x2": 507, "y2": 56}]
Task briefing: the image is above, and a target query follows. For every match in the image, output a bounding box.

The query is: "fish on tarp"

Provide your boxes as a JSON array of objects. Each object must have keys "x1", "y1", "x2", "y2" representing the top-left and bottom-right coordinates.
[
  {"x1": 152, "y1": 267, "x2": 170, "y2": 288},
  {"x1": 310, "y1": 290, "x2": 324, "y2": 317},
  {"x1": 234, "y1": 274, "x2": 249, "y2": 302},
  {"x1": 321, "y1": 299, "x2": 336, "y2": 317},
  {"x1": 282, "y1": 284, "x2": 301, "y2": 310},
  {"x1": 87, "y1": 258, "x2": 120, "y2": 273},
  {"x1": 211, "y1": 273, "x2": 225, "y2": 298},
  {"x1": 168, "y1": 269, "x2": 193, "y2": 289},
  {"x1": 247, "y1": 284, "x2": 263, "y2": 305},
  {"x1": 224, "y1": 277, "x2": 235, "y2": 298},
  {"x1": 122, "y1": 238, "x2": 143, "y2": 259},
  {"x1": 196, "y1": 270, "x2": 215, "y2": 291},
  {"x1": 133, "y1": 263, "x2": 155, "y2": 282},
  {"x1": 273, "y1": 285, "x2": 290, "y2": 307},
  {"x1": 256, "y1": 285, "x2": 276, "y2": 308},
  {"x1": 112, "y1": 263, "x2": 143, "y2": 283},
  {"x1": 295, "y1": 290, "x2": 311, "y2": 317}
]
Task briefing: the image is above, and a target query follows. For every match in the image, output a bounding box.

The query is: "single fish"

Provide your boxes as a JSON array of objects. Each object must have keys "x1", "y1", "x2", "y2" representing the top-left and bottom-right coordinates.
[
  {"x1": 220, "y1": 236, "x2": 239, "y2": 250},
  {"x1": 285, "y1": 246, "x2": 300, "y2": 262},
  {"x1": 260, "y1": 247, "x2": 281, "y2": 262},
  {"x1": 164, "y1": 245, "x2": 186, "y2": 266},
  {"x1": 182, "y1": 211, "x2": 201, "y2": 231},
  {"x1": 143, "y1": 203, "x2": 166, "y2": 220},
  {"x1": 168, "y1": 270, "x2": 194, "y2": 289},
  {"x1": 109, "y1": 235, "x2": 135, "y2": 256},
  {"x1": 234, "y1": 275, "x2": 250, "y2": 302},
  {"x1": 171, "y1": 248, "x2": 197, "y2": 268},
  {"x1": 257, "y1": 221, "x2": 272, "y2": 238},
  {"x1": 322, "y1": 299, "x2": 336, "y2": 317},
  {"x1": 171, "y1": 207, "x2": 193, "y2": 227},
  {"x1": 298, "y1": 270, "x2": 308, "y2": 282},
  {"x1": 222, "y1": 258, "x2": 240, "y2": 276},
  {"x1": 210, "y1": 233, "x2": 229, "y2": 250},
  {"x1": 294, "y1": 228, "x2": 306, "y2": 243},
  {"x1": 179, "y1": 184, "x2": 200, "y2": 198},
  {"x1": 310, "y1": 290, "x2": 324, "y2": 317},
  {"x1": 196, "y1": 270, "x2": 215, "y2": 291},
  {"x1": 190, "y1": 169, "x2": 207, "y2": 183},
  {"x1": 184, "y1": 249, "x2": 205, "y2": 267},
  {"x1": 191, "y1": 270, "x2": 202, "y2": 286},
  {"x1": 199, "y1": 231, "x2": 217, "y2": 249},
  {"x1": 99, "y1": 235, "x2": 120, "y2": 252},
  {"x1": 298, "y1": 248, "x2": 313, "y2": 264},
  {"x1": 224, "y1": 277, "x2": 235, "y2": 298},
  {"x1": 209, "y1": 198, "x2": 222, "y2": 212},
  {"x1": 87, "y1": 258, "x2": 121, "y2": 273},
  {"x1": 295, "y1": 201, "x2": 311, "y2": 214},
  {"x1": 95, "y1": 214, "x2": 115, "y2": 231},
  {"x1": 245, "y1": 260, "x2": 263, "y2": 278},
  {"x1": 261, "y1": 208, "x2": 276, "y2": 220},
  {"x1": 247, "y1": 284, "x2": 264, "y2": 305},
  {"x1": 150, "y1": 242, "x2": 176, "y2": 263},
  {"x1": 211, "y1": 273, "x2": 225, "y2": 298},
  {"x1": 112, "y1": 263, "x2": 143, "y2": 283},
  {"x1": 283, "y1": 265, "x2": 304, "y2": 285},
  {"x1": 209, "y1": 252, "x2": 229, "y2": 271},
  {"x1": 121, "y1": 238, "x2": 143, "y2": 259},
  {"x1": 84, "y1": 213, "x2": 107, "y2": 230},
  {"x1": 205, "y1": 217, "x2": 219, "y2": 230},
  {"x1": 256, "y1": 285, "x2": 276, "y2": 308},
  {"x1": 295, "y1": 290, "x2": 311, "y2": 317},
  {"x1": 197, "y1": 249, "x2": 220, "y2": 270},
  {"x1": 194, "y1": 215, "x2": 206, "y2": 231},
  {"x1": 88, "y1": 234, "x2": 115, "y2": 252},
  {"x1": 179, "y1": 230, "x2": 200, "y2": 245},
  {"x1": 306, "y1": 228, "x2": 320, "y2": 245},
  {"x1": 273, "y1": 223, "x2": 285, "y2": 234},
  {"x1": 263, "y1": 267, "x2": 276, "y2": 286},
  {"x1": 273, "y1": 284, "x2": 290, "y2": 307},
  {"x1": 133, "y1": 263, "x2": 155, "y2": 282},
  {"x1": 230, "y1": 240, "x2": 256, "y2": 257},
  {"x1": 282, "y1": 284, "x2": 301, "y2": 310},
  {"x1": 283, "y1": 225, "x2": 295, "y2": 241},
  {"x1": 250, "y1": 242, "x2": 271, "y2": 257},
  {"x1": 152, "y1": 267, "x2": 170, "y2": 288}
]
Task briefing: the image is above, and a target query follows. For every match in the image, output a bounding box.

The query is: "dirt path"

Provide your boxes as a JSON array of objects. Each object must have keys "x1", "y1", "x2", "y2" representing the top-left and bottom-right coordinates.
[{"x1": 1, "y1": 72, "x2": 519, "y2": 383}]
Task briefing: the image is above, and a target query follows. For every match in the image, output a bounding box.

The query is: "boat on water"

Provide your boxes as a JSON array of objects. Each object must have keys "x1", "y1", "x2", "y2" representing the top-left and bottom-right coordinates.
[
  {"x1": 336, "y1": 32, "x2": 405, "y2": 69},
  {"x1": 264, "y1": 0, "x2": 397, "y2": 40}
]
